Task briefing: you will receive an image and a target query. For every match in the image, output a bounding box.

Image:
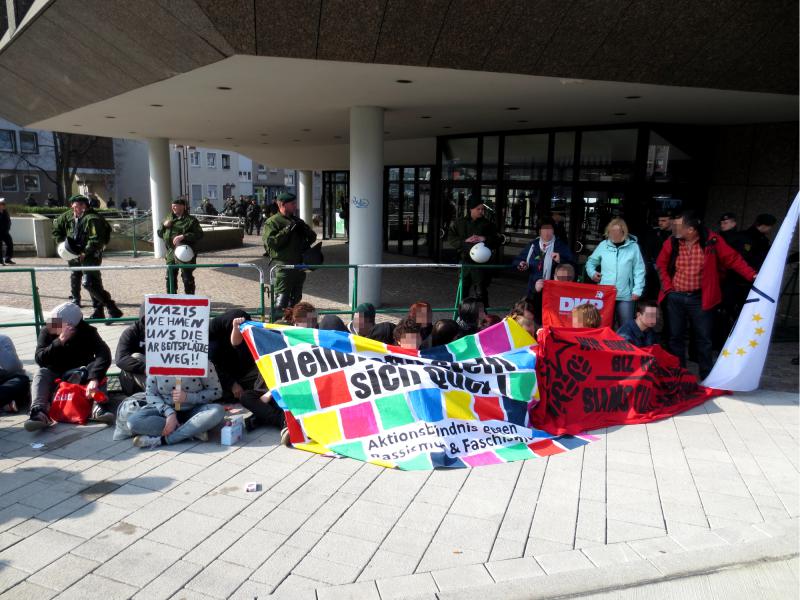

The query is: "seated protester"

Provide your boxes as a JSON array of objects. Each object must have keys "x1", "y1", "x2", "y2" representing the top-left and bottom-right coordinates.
[
  {"x1": 209, "y1": 309, "x2": 259, "y2": 402},
  {"x1": 455, "y1": 297, "x2": 485, "y2": 338},
  {"x1": 554, "y1": 263, "x2": 576, "y2": 282},
  {"x1": 347, "y1": 303, "x2": 376, "y2": 337},
  {"x1": 25, "y1": 303, "x2": 112, "y2": 431},
  {"x1": 283, "y1": 302, "x2": 318, "y2": 328},
  {"x1": 115, "y1": 304, "x2": 147, "y2": 395},
  {"x1": 319, "y1": 314, "x2": 347, "y2": 331},
  {"x1": 480, "y1": 314, "x2": 502, "y2": 329},
  {"x1": 394, "y1": 317, "x2": 423, "y2": 351},
  {"x1": 616, "y1": 299, "x2": 658, "y2": 347},
  {"x1": 507, "y1": 297, "x2": 539, "y2": 341},
  {"x1": 571, "y1": 303, "x2": 602, "y2": 329},
  {"x1": 0, "y1": 334, "x2": 29, "y2": 413},
  {"x1": 406, "y1": 302, "x2": 433, "y2": 347},
  {"x1": 431, "y1": 319, "x2": 460, "y2": 346},
  {"x1": 128, "y1": 362, "x2": 224, "y2": 448},
  {"x1": 370, "y1": 321, "x2": 396, "y2": 345}
]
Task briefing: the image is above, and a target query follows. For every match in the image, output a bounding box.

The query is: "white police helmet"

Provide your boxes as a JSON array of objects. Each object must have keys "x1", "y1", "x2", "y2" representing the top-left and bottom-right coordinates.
[
  {"x1": 57, "y1": 240, "x2": 80, "y2": 260},
  {"x1": 469, "y1": 242, "x2": 492, "y2": 263},
  {"x1": 174, "y1": 244, "x2": 195, "y2": 263}
]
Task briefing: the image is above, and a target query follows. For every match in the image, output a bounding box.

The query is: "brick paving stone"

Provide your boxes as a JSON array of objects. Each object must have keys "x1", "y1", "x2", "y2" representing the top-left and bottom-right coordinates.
[
  {"x1": 133, "y1": 560, "x2": 204, "y2": 600},
  {"x1": 268, "y1": 574, "x2": 325, "y2": 599},
  {"x1": 416, "y1": 542, "x2": 488, "y2": 572},
  {"x1": 0, "y1": 565, "x2": 27, "y2": 593},
  {"x1": 249, "y1": 544, "x2": 308, "y2": 587},
  {"x1": 293, "y1": 554, "x2": 361, "y2": 585},
  {"x1": 310, "y1": 531, "x2": 379, "y2": 568},
  {"x1": 376, "y1": 572, "x2": 439, "y2": 600},
  {"x1": 485, "y1": 556, "x2": 545, "y2": 582},
  {"x1": 380, "y1": 525, "x2": 434, "y2": 558},
  {"x1": 187, "y1": 493, "x2": 250, "y2": 520},
  {"x1": 219, "y1": 527, "x2": 288, "y2": 569},
  {"x1": 181, "y1": 527, "x2": 243, "y2": 567},
  {"x1": 256, "y1": 507, "x2": 310, "y2": 535},
  {"x1": 627, "y1": 535, "x2": 686, "y2": 558},
  {"x1": 56, "y1": 574, "x2": 138, "y2": 600},
  {"x1": 70, "y1": 521, "x2": 149, "y2": 563},
  {"x1": 94, "y1": 538, "x2": 182, "y2": 587},
  {"x1": 0, "y1": 503, "x2": 38, "y2": 533},
  {"x1": 534, "y1": 548, "x2": 595, "y2": 575},
  {"x1": 488, "y1": 536, "x2": 526, "y2": 562},
  {"x1": 581, "y1": 542, "x2": 642, "y2": 568},
  {"x1": 27, "y1": 553, "x2": 99, "y2": 591},
  {"x1": 316, "y1": 580, "x2": 381, "y2": 600},
  {"x1": 0, "y1": 527, "x2": 83, "y2": 573},
  {"x1": 432, "y1": 564, "x2": 493, "y2": 591},
  {"x1": 357, "y1": 549, "x2": 419, "y2": 581},
  {"x1": 163, "y1": 480, "x2": 216, "y2": 504},
  {"x1": 122, "y1": 496, "x2": 188, "y2": 530},
  {"x1": 0, "y1": 581, "x2": 56, "y2": 599},
  {"x1": 184, "y1": 559, "x2": 252, "y2": 599},
  {"x1": 145, "y1": 509, "x2": 226, "y2": 550}
]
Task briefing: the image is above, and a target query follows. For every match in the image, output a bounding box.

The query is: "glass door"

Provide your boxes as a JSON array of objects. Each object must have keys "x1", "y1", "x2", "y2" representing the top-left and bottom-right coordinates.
[{"x1": 322, "y1": 171, "x2": 348, "y2": 240}]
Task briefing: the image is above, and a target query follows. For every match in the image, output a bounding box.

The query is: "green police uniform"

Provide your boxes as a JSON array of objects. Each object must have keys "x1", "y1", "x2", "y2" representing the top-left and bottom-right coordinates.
[
  {"x1": 263, "y1": 212, "x2": 316, "y2": 310},
  {"x1": 52, "y1": 203, "x2": 121, "y2": 318},
  {"x1": 447, "y1": 214, "x2": 500, "y2": 307},
  {"x1": 157, "y1": 212, "x2": 204, "y2": 294}
]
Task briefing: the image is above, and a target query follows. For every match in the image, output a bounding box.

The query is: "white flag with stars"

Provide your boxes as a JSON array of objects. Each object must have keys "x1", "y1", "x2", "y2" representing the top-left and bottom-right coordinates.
[{"x1": 702, "y1": 194, "x2": 799, "y2": 391}]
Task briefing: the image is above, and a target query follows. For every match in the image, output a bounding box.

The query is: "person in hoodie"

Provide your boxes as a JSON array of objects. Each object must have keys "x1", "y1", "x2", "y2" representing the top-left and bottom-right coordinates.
[
  {"x1": 25, "y1": 302, "x2": 113, "y2": 431},
  {"x1": 585, "y1": 218, "x2": 646, "y2": 327},
  {"x1": 115, "y1": 303, "x2": 147, "y2": 395}
]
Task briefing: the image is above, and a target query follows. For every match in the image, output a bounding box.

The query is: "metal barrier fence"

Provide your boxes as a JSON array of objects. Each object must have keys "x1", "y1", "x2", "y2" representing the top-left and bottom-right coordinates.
[
  {"x1": 268, "y1": 263, "x2": 512, "y2": 322},
  {"x1": 0, "y1": 263, "x2": 267, "y2": 336}
]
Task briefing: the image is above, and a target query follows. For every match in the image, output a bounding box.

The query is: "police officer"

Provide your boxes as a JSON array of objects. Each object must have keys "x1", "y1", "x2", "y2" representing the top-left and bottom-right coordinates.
[
  {"x1": 446, "y1": 195, "x2": 500, "y2": 307},
  {"x1": 158, "y1": 199, "x2": 204, "y2": 294},
  {"x1": 52, "y1": 194, "x2": 122, "y2": 319},
  {"x1": 263, "y1": 192, "x2": 316, "y2": 315}
]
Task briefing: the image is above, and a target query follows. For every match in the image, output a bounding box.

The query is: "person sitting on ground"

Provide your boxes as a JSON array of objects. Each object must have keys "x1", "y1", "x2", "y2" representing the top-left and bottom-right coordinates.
[
  {"x1": 115, "y1": 303, "x2": 147, "y2": 395},
  {"x1": 480, "y1": 314, "x2": 502, "y2": 329},
  {"x1": 455, "y1": 297, "x2": 485, "y2": 338},
  {"x1": 25, "y1": 302, "x2": 113, "y2": 431},
  {"x1": 283, "y1": 302, "x2": 318, "y2": 328},
  {"x1": 506, "y1": 297, "x2": 539, "y2": 340},
  {"x1": 0, "y1": 333, "x2": 28, "y2": 413},
  {"x1": 319, "y1": 314, "x2": 347, "y2": 331},
  {"x1": 127, "y1": 363, "x2": 224, "y2": 448},
  {"x1": 616, "y1": 299, "x2": 659, "y2": 348},
  {"x1": 209, "y1": 309, "x2": 259, "y2": 402},
  {"x1": 393, "y1": 317, "x2": 423, "y2": 351},
  {"x1": 406, "y1": 301, "x2": 433, "y2": 347},
  {"x1": 571, "y1": 303, "x2": 602, "y2": 329},
  {"x1": 347, "y1": 303, "x2": 376, "y2": 337},
  {"x1": 431, "y1": 319, "x2": 460, "y2": 346},
  {"x1": 554, "y1": 263, "x2": 576, "y2": 282}
]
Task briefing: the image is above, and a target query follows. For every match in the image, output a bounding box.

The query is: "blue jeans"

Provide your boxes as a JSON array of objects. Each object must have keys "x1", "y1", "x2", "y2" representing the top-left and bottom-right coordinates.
[
  {"x1": 127, "y1": 403, "x2": 224, "y2": 445},
  {"x1": 665, "y1": 292, "x2": 713, "y2": 378},
  {"x1": 615, "y1": 300, "x2": 635, "y2": 328}
]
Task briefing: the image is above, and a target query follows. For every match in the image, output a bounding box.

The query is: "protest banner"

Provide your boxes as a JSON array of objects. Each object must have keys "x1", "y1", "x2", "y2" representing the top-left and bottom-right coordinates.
[
  {"x1": 243, "y1": 318, "x2": 598, "y2": 470},
  {"x1": 541, "y1": 280, "x2": 616, "y2": 327},
  {"x1": 144, "y1": 295, "x2": 211, "y2": 378},
  {"x1": 532, "y1": 326, "x2": 725, "y2": 435}
]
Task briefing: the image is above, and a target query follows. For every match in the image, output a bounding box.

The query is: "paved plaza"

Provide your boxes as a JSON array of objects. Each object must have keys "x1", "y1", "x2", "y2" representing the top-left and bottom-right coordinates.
[{"x1": 0, "y1": 237, "x2": 797, "y2": 599}]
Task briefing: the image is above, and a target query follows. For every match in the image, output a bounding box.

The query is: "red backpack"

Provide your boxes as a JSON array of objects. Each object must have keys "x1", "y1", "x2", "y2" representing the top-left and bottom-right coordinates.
[{"x1": 49, "y1": 379, "x2": 108, "y2": 425}]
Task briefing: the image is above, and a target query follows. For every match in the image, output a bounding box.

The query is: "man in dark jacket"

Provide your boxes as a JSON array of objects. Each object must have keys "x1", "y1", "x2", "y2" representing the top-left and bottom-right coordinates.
[
  {"x1": 157, "y1": 199, "x2": 204, "y2": 294},
  {"x1": 0, "y1": 198, "x2": 15, "y2": 265},
  {"x1": 25, "y1": 302, "x2": 113, "y2": 431},
  {"x1": 641, "y1": 210, "x2": 674, "y2": 299},
  {"x1": 656, "y1": 211, "x2": 757, "y2": 378},
  {"x1": 263, "y1": 192, "x2": 316, "y2": 313},
  {"x1": 447, "y1": 196, "x2": 500, "y2": 307},
  {"x1": 740, "y1": 213, "x2": 776, "y2": 270},
  {"x1": 115, "y1": 304, "x2": 147, "y2": 395},
  {"x1": 52, "y1": 195, "x2": 122, "y2": 319}
]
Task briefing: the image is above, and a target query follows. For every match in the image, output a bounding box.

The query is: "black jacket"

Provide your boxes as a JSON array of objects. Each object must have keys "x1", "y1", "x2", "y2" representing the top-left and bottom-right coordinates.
[
  {"x1": 35, "y1": 321, "x2": 111, "y2": 381},
  {"x1": 208, "y1": 309, "x2": 254, "y2": 392},
  {"x1": 0, "y1": 210, "x2": 10, "y2": 235},
  {"x1": 115, "y1": 318, "x2": 146, "y2": 374}
]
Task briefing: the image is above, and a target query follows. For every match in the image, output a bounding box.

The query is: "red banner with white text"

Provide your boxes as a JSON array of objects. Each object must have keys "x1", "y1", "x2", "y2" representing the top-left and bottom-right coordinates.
[
  {"x1": 541, "y1": 280, "x2": 617, "y2": 327},
  {"x1": 531, "y1": 326, "x2": 725, "y2": 435}
]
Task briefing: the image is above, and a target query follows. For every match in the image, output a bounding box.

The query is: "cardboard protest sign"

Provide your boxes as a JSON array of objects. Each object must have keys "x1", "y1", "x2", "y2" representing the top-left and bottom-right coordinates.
[
  {"x1": 144, "y1": 295, "x2": 211, "y2": 377},
  {"x1": 242, "y1": 318, "x2": 598, "y2": 470},
  {"x1": 541, "y1": 280, "x2": 616, "y2": 327},
  {"x1": 532, "y1": 326, "x2": 725, "y2": 435}
]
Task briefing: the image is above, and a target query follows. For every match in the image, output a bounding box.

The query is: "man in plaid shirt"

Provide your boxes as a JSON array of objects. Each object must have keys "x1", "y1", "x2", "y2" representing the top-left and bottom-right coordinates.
[{"x1": 656, "y1": 211, "x2": 757, "y2": 378}]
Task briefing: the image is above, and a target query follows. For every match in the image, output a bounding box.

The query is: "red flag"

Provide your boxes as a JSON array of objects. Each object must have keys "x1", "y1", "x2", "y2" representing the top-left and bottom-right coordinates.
[
  {"x1": 541, "y1": 280, "x2": 617, "y2": 327},
  {"x1": 532, "y1": 326, "x2": 725, "y2": 435}
]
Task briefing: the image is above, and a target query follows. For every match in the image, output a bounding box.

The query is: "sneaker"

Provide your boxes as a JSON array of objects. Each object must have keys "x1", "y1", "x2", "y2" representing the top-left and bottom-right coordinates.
[
  {"x1": 4, "y1": 259, "x2": 14, "y2": 265},
  {"x1": 194, "y1": 431, "x2": 209, "y2": 442},
  {"x1": 89, "y1": 309, "x2": 105, "y2": 320},
  {"x1": 91, "y1": 404, "x2": 115, "y2": 425},
  {"x1": 68, "y1": 296, "x2": 82, "y2": 308},
  {"x1": 280, "y1": 427, "x2": 291, "y2": 447},
  {"x1": 24, "y1": 411, "x2": 54, "y2": 432},
  {"x1": 133, "y1": 435, "x2": 162, "y2": 449}
]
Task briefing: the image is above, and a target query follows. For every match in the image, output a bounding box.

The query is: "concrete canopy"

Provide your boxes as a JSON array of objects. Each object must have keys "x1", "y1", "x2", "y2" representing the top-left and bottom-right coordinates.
[{"x1": 1, "y1": 0, "x2": 797, "y2": 170}]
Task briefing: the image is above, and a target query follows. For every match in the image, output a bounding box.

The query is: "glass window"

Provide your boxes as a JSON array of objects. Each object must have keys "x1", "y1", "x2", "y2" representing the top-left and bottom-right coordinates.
[
  {"x1": 207, "y1": 184, "x2": 218, "y2": 199},
  {"x1": 19, "y1": 131, "x2": 38, "y2": 153},
  {"x1": 257, "y1": 164, "x2": 266, "y2": 173},
  {"x1": 482, "y1": 136, "x2": 499, "y2": 180},
  {"x1": 221, "y1": 154, "x2": 231, "y2": 169},
  {"x1": 0, "y1": 130, "x2": 15, "y2": 152},
  {"x1": 579, "y1": 129, "x2": 637, "y2": 182},
  {"x1": 190, "y1": 151, "x2": 200, "y2": 167},
  {"x1": 553, "y1": 132, "x2": 575, "y2": 181},
  {"x1": 646, "y1": 131, "x2": 693, "y2": 184},
  {"x1": 403, "y1": 168, "x2": 415, "y2": 181},
  {"x1": 207, "y1": 152, "x2": 216, "y2": 168},
  {"x1": 418, "y1": 167, "x2": 431, "y2": 181},
  {"x1": 1, "y1": 174, "x2": 17, "y2": 191},
  {"x1": 388, "y1": 167, "x2": 400, "y2": 181},
  {"x1": 505, "y1": 189, "x2": 540, "y2": 233},
  {"x1": 504, "y1": 134, "x2": 548, "y2": 181},
  {"x1": 23, "y1": 174, "x2": 40, "y2": 192},
  {"x1": 441, "y1": 138, "x2": 478, "y2": 181}
]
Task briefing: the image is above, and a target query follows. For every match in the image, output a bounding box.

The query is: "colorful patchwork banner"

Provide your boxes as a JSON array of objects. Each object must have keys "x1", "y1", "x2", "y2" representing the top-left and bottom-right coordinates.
[{"x1": 242, "y1": 318, "x2": 597, "y2": 469}]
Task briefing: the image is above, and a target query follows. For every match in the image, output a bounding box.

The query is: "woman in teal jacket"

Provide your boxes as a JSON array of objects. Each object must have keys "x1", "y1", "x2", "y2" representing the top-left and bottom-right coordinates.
[{"x1": 585, "y1": 218, "x2": 646, "y2": 327}]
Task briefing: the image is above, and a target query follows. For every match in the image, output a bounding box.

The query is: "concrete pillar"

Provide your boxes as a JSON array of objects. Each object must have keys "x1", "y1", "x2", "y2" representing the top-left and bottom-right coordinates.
[
  {"x1": 147, "y1": 138, "x2": 172, "y2": 259},
  {"x1": 298, "y1": 170, "x2": 313, "y2": 223},
  {"x1": 349, "y1": 106, "x2": 384, "y2": 306}
]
